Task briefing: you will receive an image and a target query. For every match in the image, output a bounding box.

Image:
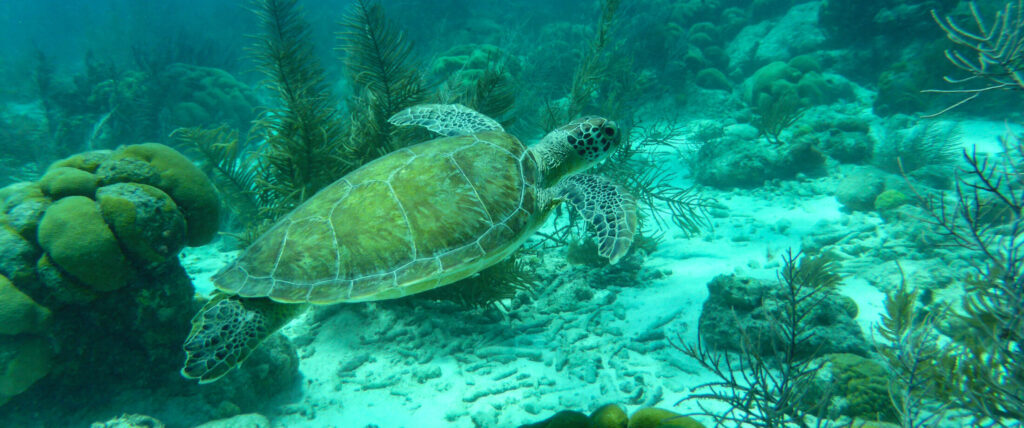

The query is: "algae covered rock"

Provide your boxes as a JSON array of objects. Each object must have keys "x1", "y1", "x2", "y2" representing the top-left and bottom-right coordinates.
[
  {"x1": 89, "y1": 413, "x2": 165, "y2": 428},
  {"x1": 0, "y1": 182, "x2": 51, "y2": 239},
  {"x1": 38, "y1": 167, "x2": 98, "y2": 199},
  {"x1": 96, "y1": 182, "x2": 187, "y2": 267},
  {"x1": 836, "y1": 168, "x2": 886, "y2": 212},
  {"x1": 874, "y1": 189, "x2": 909, "y2": 211},
  {"x1": 698, "y1": 274, "x2": 870, "y2": 358},
  {"x1": 0, "y1": 224, "x2": 40, "y2": 288},
  {"x1": 37, "y1": 195, "x2": 133, "y2": 292},
  {"x1": 627, "y1": 407, "x2": 704, "y2": 428},
  {"x1": 35, "y1": 253, "x2": 98, "y2": 306},
  {"x1": 0, "y1": 335, "x2": 54, "y2": 406},
  {"x1": 520, "y1": 410, "x2": 594, "y2": 428},
  {"x1": 807, "y1": 354, "x2": 896, "y2": 422},
  {"x1": 97, "y1": 143, "x2": 219, "y2": 245},
  {"x1": 590, "y1": 404, "x2": 628, "y2": 428},
  {"x1": 0, "y1": 274, "x2": 50, "y2": 335}
]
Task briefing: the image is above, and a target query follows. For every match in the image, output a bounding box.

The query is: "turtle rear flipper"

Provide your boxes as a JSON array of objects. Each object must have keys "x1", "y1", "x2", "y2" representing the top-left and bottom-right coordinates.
[
  {"x1": 181, "y1": 296, "x2": 269, "y2": 383},
  {"x1": 554, "y1": 174, "x2": 637, "y2": 264},
  {"x1": 388, "y1": 103, "x2": 504, "y2": 136}
]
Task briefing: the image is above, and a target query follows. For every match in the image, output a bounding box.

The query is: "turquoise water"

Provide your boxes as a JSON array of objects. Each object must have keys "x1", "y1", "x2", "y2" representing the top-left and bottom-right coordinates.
[{"x1": 1, "y1": 0, "x2": 1022, "y2": 427}]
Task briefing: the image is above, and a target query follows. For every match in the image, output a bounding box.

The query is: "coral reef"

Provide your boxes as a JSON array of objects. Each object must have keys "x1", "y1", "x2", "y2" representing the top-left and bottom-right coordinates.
[
  {"x1": 697, "y1": 273, "x2": 869, "y2": 357},
  {"x1": 0, "y1": 143, "x2": 214, "y2": 405},
  {"x1": 160, "y1": 63, "x2": 258, "y2": 132}
]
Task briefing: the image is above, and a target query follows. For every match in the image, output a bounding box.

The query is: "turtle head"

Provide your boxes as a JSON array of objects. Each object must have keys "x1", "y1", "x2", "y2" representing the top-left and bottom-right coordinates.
[{"x1": 536, "y1": 116, "x2": 621, "y2": 183}]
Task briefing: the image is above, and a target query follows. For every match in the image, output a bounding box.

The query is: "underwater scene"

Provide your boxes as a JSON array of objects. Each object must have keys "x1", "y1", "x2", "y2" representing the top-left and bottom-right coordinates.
[{"x1": 0, "y1": 0, "x2": 1023, "y2": 427}]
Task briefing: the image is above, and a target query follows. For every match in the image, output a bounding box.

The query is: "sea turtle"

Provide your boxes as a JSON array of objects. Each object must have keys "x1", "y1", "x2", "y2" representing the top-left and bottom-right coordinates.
[{"x1": 181, "y1": 104, "x2": 637, "y2": 383}]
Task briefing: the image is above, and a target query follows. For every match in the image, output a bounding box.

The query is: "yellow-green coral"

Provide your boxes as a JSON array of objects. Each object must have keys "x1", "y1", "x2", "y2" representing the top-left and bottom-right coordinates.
[
  {"x1": 823, "y1": 353, "x2": 896, "y2": 422},
  {"x1": 47, "y1": 150, "x2": 112, "y2": 173},
  {"x1": 874, "y1": 189, "x2": 909, "y2": 211},
  {"x1": 37, "y1": 196, "x2": 133, "y2": 292},
  {"x1": 590, "y1": 404, "x2": 628, "y2": 428},
  {"x1": 0, "y1": 274, "x2": 50, "y2": 335},
  {"x1": 38, "y1": 167, "x2": 98, "y2": 199},
  {"x1": 100, "y1": 143, "x2": 219, "y2": 246},
  {"x1": 627, "y1": 408, "x2": 704, "y2": 428}
]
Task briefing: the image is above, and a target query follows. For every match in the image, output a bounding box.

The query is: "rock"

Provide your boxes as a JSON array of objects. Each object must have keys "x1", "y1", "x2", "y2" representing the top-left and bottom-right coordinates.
[
  {"x1": 698, "y1": 274, "x2": 870, "y2": 358},
  {"x1": 835, "y1": 168, "x2": 886, "y2": 212},
  {"x1": 193, "y1": 413, "x2": 270, "y2": 428},
  {"x1": 753, "y1": 2, "x2": 825, "y2": 64},
  {"x1": 90, "y1": 414, "x2": 165, "y2": 428}
]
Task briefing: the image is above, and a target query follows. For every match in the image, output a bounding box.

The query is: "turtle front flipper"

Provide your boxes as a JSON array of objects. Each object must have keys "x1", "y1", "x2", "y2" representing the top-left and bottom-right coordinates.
[
  {"x1": 181, "y1": 294, "x2": 306, "y2": 383},
  {"x1": 554, "y1": 174, "x2": 638, "y2": 264},
  {"x1": 388, "y1": 103, "x2": 504, "y2": 136}
]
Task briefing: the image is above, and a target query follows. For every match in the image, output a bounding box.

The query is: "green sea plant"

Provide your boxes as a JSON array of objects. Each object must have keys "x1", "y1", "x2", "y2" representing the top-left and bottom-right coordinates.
[
  {"x1": 910, "y1": 4, "x2": 1024, "y2": 422},
  {"x1": 672, "y1": 251, "x2": 840, "y2": 428},
  {"x1": 926, "y1": 0, "x2": 1024, "y2": 115},
  {"x1": 250, "y1": 0, "x2": 349, "y2": 219},
  {"x1": 602, "y1": 125, "x2": 714, "y2": 238},
  {"x1": 338, "y1": 0, "x2": 428, "y2": 158},
  {"x1": 875, "y1": 121, "x2": 961, "y2": 174},
  {"x1": 417, "y1": 253, "x2": 537, "y2": 310},
  {"x1": 171, "y1": 125, "x2": 261, "y2": 232},
  {"x1": 752, "y1": 91, "x2": 806, "y2": 145},
  {"x1": 541, "y1": 0, "x2": 643, "y2": 131},
  {"x1": 914, "y1": 128, "x2": 1024, "y2": 423},
  {"x1": 874, "y1": 263, "x2": 948, "y2": 427}
]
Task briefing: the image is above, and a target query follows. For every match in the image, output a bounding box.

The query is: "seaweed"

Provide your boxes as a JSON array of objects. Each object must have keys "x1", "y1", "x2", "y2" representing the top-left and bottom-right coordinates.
[
  {"x1": 338, "y1": 0, "x2": 428, "y2": 157},
  {"x1": 875, "y1": 263, "x2": 949, "y2": 428},
  {"x1": 441, "y1": 59, "x2": 518, "y2": 129},
  {"x1": 671, "y1": 251, "x2": 840, "y2": 428},
  {"x1": 875, "y1": 121, "x2": 961, "y2": 174},
  {"x1": 417, "y1": 253, "x2": 538, "y2": 311},
  {"x1": 249, "y1": 0, "x2": 349, "y2": 218},
  {"x1": 171, "y1": 125, "x2": 262, "y2": 233},
  {"x1": 752, "y1": 91, "x2": 806, "y2": 145},
  {"x1": 926, "y1": 0, "x2": 1024, "y2": 115},
  {"x1": 914, "y1": 128, "x2": 1024, "y2": 423}
]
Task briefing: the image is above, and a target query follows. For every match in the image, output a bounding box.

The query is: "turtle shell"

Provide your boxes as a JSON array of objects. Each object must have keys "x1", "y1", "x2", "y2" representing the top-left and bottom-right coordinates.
[{"x1": 213, "y1": 130, "x2": 543, "y2": 303}]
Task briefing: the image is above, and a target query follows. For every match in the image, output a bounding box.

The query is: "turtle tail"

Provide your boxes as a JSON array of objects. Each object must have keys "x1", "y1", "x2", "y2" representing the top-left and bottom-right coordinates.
[{"x1": 181, "y1": 294, "x2": 305, "y2": 384}]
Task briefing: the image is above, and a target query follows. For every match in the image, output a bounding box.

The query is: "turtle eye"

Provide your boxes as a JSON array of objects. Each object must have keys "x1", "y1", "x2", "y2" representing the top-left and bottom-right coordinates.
[{"x1": 603, "y1": 126, "x2": 615, "y2": 137}]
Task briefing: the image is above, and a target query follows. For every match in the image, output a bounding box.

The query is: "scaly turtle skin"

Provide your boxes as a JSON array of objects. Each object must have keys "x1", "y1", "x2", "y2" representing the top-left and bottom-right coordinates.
[{"x1": 182, "y1": 104, "x2": 636, "y2": 383}]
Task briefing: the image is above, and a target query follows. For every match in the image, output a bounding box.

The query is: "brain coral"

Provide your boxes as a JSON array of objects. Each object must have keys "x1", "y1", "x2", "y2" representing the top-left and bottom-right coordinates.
[
  {"x1": 37, "y1": 195, "x2": 133, "y2": 292},
  {"x1": 96, "y1": 143, "x2": 220, "y2": 245},
  {"x1": 0, "y1": 142, "x2": 223, "y2": 410},
  {"x1": 96, "y1": 182, "x2": 187, "y2": 268}
]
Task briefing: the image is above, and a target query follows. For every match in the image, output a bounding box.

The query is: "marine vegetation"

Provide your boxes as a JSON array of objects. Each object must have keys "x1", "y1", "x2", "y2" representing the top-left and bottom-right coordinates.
[
  {"x1": 339, "y1": 0, "x2": 429, "y2": 157},
  {"x1": 874, "y1": 264, "x2": 948, "y2": 428},
  {"x1": 874, "y1": 120, "x2": 961, "y2": 175},
  {"x1": 892, "y1": 2, "x2": 1024, "y2": 424},
  {"x1": 176, "y1": 0, "x2": 428, "y2": 237},
  {"x1": 926, "y1": 0, "x2": 1024, "y2": 115},
  {"x1": 249, "y1": 0, "x2": 349, "y2": 219},
  {"x1": 915, "y1": 128, "x2": 1024, "y2": 424},
  {"x1": 672, "y1": 251, "x2": 842, "y2": 428}
]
